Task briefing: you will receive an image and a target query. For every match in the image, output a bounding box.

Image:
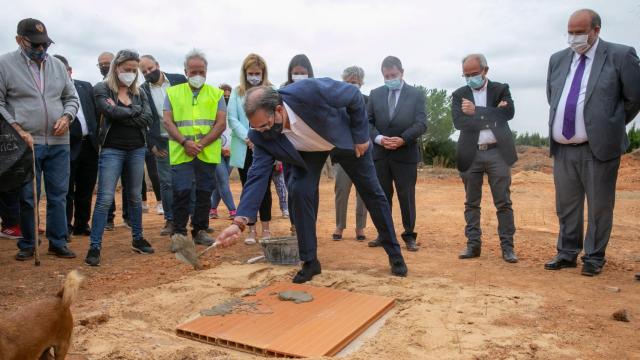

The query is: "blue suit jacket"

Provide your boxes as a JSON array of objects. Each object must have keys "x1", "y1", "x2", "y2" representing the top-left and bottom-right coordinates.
[{"x1": 236, "y1": 77, "x2": 369, "y2": 220}]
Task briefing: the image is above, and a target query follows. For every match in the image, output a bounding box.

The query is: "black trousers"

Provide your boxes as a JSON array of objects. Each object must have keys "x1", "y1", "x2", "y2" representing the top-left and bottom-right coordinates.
[
  {"x1": 142, "y1": 149, "x2": 161, "y2": 202},
  {"x1": 374, "y1": 157, "x2": 418, "y2": 241},
  {"x1": 238, "y1": 147, "x2": 272, "y2": 225},
  {"x1": 67, "y1": 138, "x2": 98, "y2": 231}
]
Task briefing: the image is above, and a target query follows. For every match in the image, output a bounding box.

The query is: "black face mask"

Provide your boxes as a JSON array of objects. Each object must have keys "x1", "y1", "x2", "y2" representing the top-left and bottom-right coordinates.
[
  {"x1": 144, "y1": 68, "x2": 161, "y2": 83},
  {"x1": 261, "y1": 122, "x2": 283, "y2": 141},
  {"x1": 99, "y1": 65, "x2": 110, "y2": 78},
  {"x1": 224, "y1": 96, "x2": 230, "y2": 105}
]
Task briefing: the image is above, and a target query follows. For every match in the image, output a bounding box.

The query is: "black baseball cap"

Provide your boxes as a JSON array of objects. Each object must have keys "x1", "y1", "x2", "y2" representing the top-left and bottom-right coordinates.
[{"x1": 17, "y1": 18, "x2": 54, "y2": 44}]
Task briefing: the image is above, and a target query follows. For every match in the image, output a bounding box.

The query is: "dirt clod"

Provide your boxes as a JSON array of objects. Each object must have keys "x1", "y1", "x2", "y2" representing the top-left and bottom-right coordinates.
[{"x1": 612, "y1": 309, "x2": 630, "y2": 322}]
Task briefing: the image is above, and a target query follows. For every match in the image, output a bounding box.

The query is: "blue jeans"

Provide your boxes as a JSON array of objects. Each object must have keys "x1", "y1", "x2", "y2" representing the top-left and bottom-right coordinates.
[
  {"x1": 89, "y1": 147, "x2": 146, "y2": 250},
  {"x1": 155, "y1": 152, "x2": 173, "y2": 221},
  {"x1": 18, "y1": 144, "x2": 70, "y2": 250},
  {"x1": 210, "y1": 156, "x2": 236, "y2": 211}
]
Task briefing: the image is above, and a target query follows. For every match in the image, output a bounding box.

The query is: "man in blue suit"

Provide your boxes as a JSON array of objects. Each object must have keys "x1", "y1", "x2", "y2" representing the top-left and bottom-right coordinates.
[{"x1": 216, "y1": 78, "x2": 408, "y2": 283}]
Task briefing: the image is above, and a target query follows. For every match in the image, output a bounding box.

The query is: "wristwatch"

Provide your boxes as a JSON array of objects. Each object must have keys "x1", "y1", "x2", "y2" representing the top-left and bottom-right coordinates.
[{"x1": 232, "y1": 216, "x2": 248, "y2": 232}]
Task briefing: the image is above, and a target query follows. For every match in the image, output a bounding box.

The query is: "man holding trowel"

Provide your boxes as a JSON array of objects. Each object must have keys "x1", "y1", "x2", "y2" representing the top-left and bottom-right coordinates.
[{"x1": 214, "y1": 78, "x2": 408, "y2": 283}]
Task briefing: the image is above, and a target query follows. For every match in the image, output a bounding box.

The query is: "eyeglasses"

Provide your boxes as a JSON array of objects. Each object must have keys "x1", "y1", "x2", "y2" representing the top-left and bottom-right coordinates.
[{"x1": 249, "y1": 118, "x2": 273, "y2": 132}]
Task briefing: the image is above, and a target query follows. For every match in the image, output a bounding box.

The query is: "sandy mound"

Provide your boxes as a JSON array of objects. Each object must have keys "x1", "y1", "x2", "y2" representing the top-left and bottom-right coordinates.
[{"x1": 67, "y1": 263, "x2": 576, "y2": 360}]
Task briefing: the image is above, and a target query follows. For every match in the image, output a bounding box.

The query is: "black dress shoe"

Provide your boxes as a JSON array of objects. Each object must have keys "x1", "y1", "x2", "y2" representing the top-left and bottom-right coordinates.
[
  {"x1": 292, "y1": 259, "x2": 321, "y2": 284},
  {"x1": 47, "y1": 246, "x2": 76, "y2": 259},
  {"x1": 544, "y1": 256, "x2": 577, "y2": 270},
  {"x1": 356, "y1": 234, "x2": 366, "y2": 242},
  {"x1": 15, "y1": 248, "x2": 34, "y2": 261},
  {"x1": 458, "y1": 247, "x2": 481, "y2": 259},
  {"x1": 332, "y1": 233, "x2": 342, "y2": 241},
  {"x1": 502, "y1": 248, "x2": 518, "y2": 263},
  {"x1": 581, "y1": 263, "x2": 602, "y2": 277},
  {"x1": 405, "y1": 239, "x2": 419, "y2": 252},
  {"x1": 72, "y1": 226, "x2": 91, "y2": 236},
  {"x1": 389, "y1": 256, "x2": 408, "y2": 277},
  {"x1": 635, "y1": 273, "x2": 640, "y2": 281},
  {"x1": 368, "y1": 238, "x2": 382, "y2": 247}
]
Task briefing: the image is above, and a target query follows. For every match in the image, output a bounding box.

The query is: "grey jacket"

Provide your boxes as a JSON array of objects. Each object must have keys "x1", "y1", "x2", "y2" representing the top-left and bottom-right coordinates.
[
  {"x1": 547, "y1": 39, "x2": 640, "y2": 161},
  {"x1": 0, "y1": 49, "x2": 79, "y2": 145}
]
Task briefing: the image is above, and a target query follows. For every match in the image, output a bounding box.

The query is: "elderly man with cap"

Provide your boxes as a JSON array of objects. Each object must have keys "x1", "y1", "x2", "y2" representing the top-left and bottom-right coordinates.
[{"x1": 0, "y1": 18, "x2": 79, "y2": 261}]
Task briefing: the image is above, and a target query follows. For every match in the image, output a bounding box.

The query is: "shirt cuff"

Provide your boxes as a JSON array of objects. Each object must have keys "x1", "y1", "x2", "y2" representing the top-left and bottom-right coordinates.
[{"x1": 374, "y1": 135, "x2": 384, "y2": 145}]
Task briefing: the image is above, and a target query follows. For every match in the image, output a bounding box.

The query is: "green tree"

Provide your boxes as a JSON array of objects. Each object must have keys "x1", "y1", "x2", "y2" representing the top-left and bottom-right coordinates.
[
  {"x1": 627, "y1": 124, "x2": 640, "y2": 153},
  {"x1": 414, "y1": 86, "x2": 456, "y2": 167}
]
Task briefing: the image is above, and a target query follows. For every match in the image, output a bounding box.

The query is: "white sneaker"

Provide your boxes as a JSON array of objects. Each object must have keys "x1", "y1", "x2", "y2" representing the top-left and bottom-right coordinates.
[
  {"x1": 156, "y1": 203, "x2": 164, "y2": 215},
  {"x1": 142, "y1": 201, "x2": 149, "y2": 213},
  {"x1": 261, "y1": 229, "x2": 271, "y2": 240},
  {"x1": 244, "y1": 230, "x2": 257, "y2": 245},
  {"x1": 282, "y1": 209, "x2": 289, "y2": 218}
]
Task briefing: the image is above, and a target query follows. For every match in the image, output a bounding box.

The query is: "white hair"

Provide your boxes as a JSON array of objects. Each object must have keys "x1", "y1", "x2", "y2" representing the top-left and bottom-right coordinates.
[
  {"x1": 462, "y1": 53, "x2": 488, "y2": 69},
  {"x1": 184, "y1": 48, "x2": 208, "y2": 69}
]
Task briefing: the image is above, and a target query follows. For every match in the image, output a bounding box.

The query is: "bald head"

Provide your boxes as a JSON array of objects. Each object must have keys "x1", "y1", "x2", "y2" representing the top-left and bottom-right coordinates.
[
  {"x1": 567, "y1": 9, "x2": 601, "y2": 53},
  {"x1": 569, "y1": 9, "x2": 601, "y2": 30}
]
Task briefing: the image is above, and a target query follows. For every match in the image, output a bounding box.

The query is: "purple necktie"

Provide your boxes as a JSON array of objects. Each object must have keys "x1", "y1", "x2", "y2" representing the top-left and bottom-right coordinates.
[{"x1": 562, "y1": 54, "x2": 587, "y2": 140}]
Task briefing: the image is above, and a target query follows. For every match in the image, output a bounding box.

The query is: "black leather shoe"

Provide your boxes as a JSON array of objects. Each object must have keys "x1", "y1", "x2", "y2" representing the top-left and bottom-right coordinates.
[
  {"x1": 85, "y1": 247, "x2": 101, "y2": 266},
  {"x1": 502, "y1": 248, "x2": 519, "y2": 263},
  {"x1": 292, "y1": 259, "x2": 321, "y2": 284},
  {"x1": 368, "y1": 238, "x2": 382, "y2": 247},
  {"x1": 389, "y1": 256, "x2": 408, "y2": 277},
  {"x1": 635, "y1": 273, "x2": 640, "y2": 281},
  {"x1": 47, "y1": 246, "x2": 76, "y2": 259},
  {"x1": 458, "y1": 247, "x2": 481, "y2": 259},
  {"x1": 72, "y1": 225, "x2": 91, "y2": 236},
  {"x1": 544, "y1": 256, "x2": 577, "y2": 270},
  {"x1": 405, "y1": 239, "x2": 419, "y2": 252},
  {"x1": 581, "y1": 263, "x2": 602, "y2": 277},
  {"x1": 332, "y1": 233, "x2": 342, "y2": 241},
  {"x1": 15, "y1": 248, "x2": 34, "y2": 261}
]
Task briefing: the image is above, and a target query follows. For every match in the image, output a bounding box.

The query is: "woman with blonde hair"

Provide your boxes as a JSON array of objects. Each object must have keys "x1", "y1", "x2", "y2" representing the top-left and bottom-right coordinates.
[
  {"x1": 86, "y1": 49, "x2": 154, "y2": 266},
  {"x1": 228, "y1": 53, "x2": 274, "y2": 244}
]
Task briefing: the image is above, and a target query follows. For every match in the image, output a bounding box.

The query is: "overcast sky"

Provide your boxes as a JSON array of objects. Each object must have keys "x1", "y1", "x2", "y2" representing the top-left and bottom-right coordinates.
[{"x1": 2, "y1": 0, "x2": 639, "y2": 135}]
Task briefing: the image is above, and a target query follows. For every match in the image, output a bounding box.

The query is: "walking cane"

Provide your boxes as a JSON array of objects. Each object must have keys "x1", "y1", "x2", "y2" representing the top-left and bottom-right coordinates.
[{"x1": 31, "y1": 144, "x2": 40, "y2": 266}]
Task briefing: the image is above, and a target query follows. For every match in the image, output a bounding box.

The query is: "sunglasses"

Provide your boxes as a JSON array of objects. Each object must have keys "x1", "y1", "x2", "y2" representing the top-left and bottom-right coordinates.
[{"x1": 23, "y1": 38, "x2": 51, "y2": 50}]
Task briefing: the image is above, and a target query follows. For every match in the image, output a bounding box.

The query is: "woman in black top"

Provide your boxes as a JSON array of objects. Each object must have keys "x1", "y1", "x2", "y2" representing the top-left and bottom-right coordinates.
[{"x1": 86, "y1": 49, "x2": 153, "y2": 266}]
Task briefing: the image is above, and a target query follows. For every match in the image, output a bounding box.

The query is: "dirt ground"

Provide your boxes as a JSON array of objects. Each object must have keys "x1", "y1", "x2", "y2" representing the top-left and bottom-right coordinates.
[{"x1": 0, "y1": 147, "x2": 639, "y2": 360}]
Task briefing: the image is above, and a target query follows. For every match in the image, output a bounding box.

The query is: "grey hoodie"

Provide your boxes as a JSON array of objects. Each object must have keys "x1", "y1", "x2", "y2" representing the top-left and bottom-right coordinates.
[{"x1": 0, "y1": 49, "x2": 79, "y2": 145}]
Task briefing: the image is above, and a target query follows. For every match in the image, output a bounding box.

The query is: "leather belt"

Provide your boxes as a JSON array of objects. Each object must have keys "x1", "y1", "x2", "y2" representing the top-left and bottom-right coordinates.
[{"x1": 477, "y1": 143, "x2": 497, "y2": 151}]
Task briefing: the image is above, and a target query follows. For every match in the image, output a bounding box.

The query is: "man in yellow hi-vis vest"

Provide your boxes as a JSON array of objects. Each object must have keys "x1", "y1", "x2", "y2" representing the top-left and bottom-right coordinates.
[{"x1": 162, "y1": 49, "x2": 226, "y2": 246}]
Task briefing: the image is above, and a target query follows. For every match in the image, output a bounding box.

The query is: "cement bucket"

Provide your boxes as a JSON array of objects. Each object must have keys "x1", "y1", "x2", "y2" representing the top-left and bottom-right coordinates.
[{"x1": 259, "y1": 236, "x2": 300, "y2": 265}]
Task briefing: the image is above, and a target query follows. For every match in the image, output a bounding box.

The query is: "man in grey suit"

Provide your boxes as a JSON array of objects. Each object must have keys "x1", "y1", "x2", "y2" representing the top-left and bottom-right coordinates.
[
  {"x1": 545, "y1": 9, "x2": 640, "y2": 276},
  {"x1": 452, "y1": 54, "x2": 518, "y2": 263},
  {"x1": 368, "y1": 56, "x2": 427, "y2": 252}
]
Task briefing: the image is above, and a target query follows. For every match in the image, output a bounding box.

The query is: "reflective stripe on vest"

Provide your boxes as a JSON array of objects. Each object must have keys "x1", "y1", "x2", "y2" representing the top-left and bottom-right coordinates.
[{"x1": 166, "y1": 83, "x2": 223, "y2": 165}]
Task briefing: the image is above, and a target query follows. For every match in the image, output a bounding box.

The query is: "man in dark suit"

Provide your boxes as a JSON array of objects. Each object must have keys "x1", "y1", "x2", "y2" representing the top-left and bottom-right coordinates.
[
  {"x1": 367, "y1": 56, "x2": 427, "y2": 251},
  {"x1": 139, "y1": 55, "x2": 187, "y2": 236},
  {"x1": 545, "y1": 9, "x2": 640, "y2": 276},
  {"x1": 54, "y1": 55, "x2": 98, "y2": 237},
  {"x1": 452, "y1": 53, "x2": 518, "y2": 263},
  {"x1": 215, "y1": 79, "x2": 408, "y2": 283}
]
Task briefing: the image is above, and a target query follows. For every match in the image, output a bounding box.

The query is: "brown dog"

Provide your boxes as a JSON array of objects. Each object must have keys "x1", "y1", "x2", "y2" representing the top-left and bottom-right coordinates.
[{"x1": 0, "y1": 270, "x2": 83, "y2": 360}]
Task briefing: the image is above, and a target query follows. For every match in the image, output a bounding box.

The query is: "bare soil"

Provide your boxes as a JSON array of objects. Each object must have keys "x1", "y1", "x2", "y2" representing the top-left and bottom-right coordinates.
[{"x1": 0, "y1": 147, "x2": 639, "y2": 359}]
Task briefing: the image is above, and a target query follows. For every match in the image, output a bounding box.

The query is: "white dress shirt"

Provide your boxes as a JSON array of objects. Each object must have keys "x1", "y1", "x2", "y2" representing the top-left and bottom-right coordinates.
[
  {"x1": 282, "y1": 102, "x2": 334, "y2": 152},
  {"x1": 149, "y1": 74, "x2": 171, "y2": 137},
  {"x1": 375, "y1": 81, "x2": 405, "y2": 145},
  {"x1": 472, "y1": 81, "x2": 497, "y2": 145},
  {"x1": 552, "y1": 38, "x2": 600, "y2": 144},
  {"x1": 73, "y1": 82, "x2": 88, "y2": 136}
]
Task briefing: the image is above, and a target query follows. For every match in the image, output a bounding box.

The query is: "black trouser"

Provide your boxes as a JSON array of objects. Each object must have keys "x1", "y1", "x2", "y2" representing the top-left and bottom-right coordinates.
[
  {"x1": 67, "y1": 138, "x2": 98, "y2": 231},
  {"x1": 0, "y1": 189, "x2": 20, "y2": 227},
  {"x1": 374, "y1": 157, "x2": 418, "y2": 241},
  {"x1": 143, "y1": 149, "x2": 161, "y2": 202},
  {"x1": 238, "y1": 148, "x2": 272, "y2": 225}
]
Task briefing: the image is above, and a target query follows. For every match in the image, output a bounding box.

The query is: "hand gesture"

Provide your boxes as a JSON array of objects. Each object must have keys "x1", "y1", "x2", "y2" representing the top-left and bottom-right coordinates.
[
  {"x1": 215, "y1": 224, "x2": 241, "y2": 248},
  {"x1": 354, "y1": 140, "x2": 370, "y2": 158},
  {"x1": 462, "y1": 98, "x2": 476, "y2": 116},
  {"x1": 183, "y1": 140, "x2": 202, "y2": 157},
  {"x1": 52, "y1": 116, "x2": 70, "y2": 136}
]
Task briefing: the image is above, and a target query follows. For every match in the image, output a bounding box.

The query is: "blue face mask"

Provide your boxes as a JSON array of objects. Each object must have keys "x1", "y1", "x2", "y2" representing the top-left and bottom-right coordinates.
[
  {"x1": 384, "y1": 77, "x2": 402, "y2": 90},
  {"x1": 466, "y1": 75, "x2": 485, "y2": 90},
  {"x1": 24, "y1": 46, "x2": 47, "y2": 62}
]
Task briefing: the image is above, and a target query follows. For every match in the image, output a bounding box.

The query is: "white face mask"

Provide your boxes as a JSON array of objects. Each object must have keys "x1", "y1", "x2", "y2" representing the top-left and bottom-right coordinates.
[
  {"x1": 247, "y1": 74, "x2": 262, "y2": 86},
  {"x1": 188, "y1": 75, "x2": 206, "y2": 89},
  {"x1": 118, "y1": 72, "x2": 136, "y2": 87},
  {"x1": 292, "y1": 74, "x2": 308, "y2": 82},
  {"x1": 568, "y1": 34, "x2": 591, "y2": 54}
]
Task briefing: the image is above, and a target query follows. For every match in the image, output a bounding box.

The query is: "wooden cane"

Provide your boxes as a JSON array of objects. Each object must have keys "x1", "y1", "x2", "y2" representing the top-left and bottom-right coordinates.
[{"x1": 31, "y1": 144, "x2": 40, "y2": 266}]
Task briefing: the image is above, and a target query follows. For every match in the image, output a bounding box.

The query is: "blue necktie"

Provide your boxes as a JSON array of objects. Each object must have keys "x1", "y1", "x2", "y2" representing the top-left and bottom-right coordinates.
[{"x1": 562, "y1": 55, "x2": 587, "y2": 140}]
